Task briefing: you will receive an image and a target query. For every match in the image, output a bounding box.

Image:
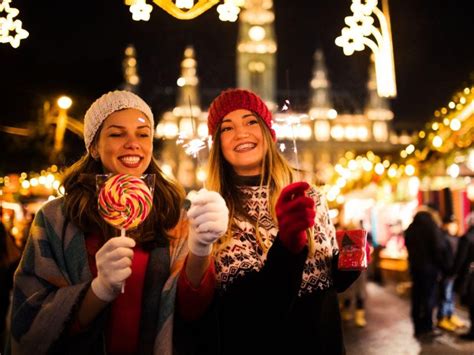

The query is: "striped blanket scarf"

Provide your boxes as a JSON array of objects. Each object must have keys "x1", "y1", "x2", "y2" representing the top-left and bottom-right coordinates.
[{"x1": 6, "y1": 197, "x2": 188, "y2": 355}]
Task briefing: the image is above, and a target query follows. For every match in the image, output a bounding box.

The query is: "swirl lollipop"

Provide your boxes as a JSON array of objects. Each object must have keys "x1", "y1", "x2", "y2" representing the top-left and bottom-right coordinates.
[
  {"x1": 98, "y1": 174, "x2": 153, "y2": 292},
  {"x1": 98, "y1": 174, "x2": 153, "y2": 233}
]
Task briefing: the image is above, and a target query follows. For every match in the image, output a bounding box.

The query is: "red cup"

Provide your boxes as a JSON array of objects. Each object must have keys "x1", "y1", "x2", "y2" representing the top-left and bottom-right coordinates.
[{"x1": 336, "y1": 229, "x2": 368, "y2": 270}]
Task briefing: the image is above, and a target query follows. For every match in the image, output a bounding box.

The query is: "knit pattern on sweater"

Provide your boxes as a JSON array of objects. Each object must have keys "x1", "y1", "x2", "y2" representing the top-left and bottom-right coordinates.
[{"x1": 214, "y1": 185, "x2": 338, "y2": 296}]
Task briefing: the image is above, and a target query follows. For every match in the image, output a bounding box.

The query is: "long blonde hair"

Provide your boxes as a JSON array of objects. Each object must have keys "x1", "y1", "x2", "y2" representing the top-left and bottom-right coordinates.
[{"x1": 207, "y1": 115, "x2": 298, "y2": 252}]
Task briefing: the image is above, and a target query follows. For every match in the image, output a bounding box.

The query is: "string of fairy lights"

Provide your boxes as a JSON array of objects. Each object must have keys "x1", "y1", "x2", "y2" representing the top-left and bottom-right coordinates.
[
  {"x1": 1, "y1": 84, "x2": 472, "y2": 209},
  {"x1": 0, "y1": 165, "x2": 64, "y2": 204},
  {"x1": 324, "y1": 84, "x2": 474, "y2": 206}
]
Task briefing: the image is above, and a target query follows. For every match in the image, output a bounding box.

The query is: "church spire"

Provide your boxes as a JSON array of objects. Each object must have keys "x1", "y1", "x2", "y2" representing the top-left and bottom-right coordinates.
[
  {"x1": 122, "y1": 44, "x2": 140, "y2": 93},
  {"x1": 309, "y1": 49, "x2": 335, "y2": 119},
  {"x1": 176, "y1": 46, "x2": 200, "y2": 109},
  {"x1": 237, "y1": 0, "x2": 277, "y2": 108},
  {"x1": 173, "y1": 46, "x2": 203, "y2": 139}
]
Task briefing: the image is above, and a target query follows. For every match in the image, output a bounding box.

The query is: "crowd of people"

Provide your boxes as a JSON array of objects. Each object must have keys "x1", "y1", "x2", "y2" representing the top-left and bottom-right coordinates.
[
  {"x1": 405, "y1": 206, "x2": 474, "y2": 341},
  {"x1": 1, "y1": 87, "x2": 472, "y2": 354}
]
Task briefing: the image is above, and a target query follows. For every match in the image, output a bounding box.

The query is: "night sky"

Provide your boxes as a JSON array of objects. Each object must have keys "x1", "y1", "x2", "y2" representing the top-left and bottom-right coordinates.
[{"x1": 1, "y1": 0, "x2": 474, "y2": 130}]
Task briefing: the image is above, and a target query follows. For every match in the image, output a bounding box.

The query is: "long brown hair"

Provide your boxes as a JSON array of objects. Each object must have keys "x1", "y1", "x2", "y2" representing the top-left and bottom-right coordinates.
[
  {"x1": 206, "y1": 115, "x2": 295, "y2": 251},
  {"x1": 62, "y1": 152, "x2": 185, "y2": 248}
]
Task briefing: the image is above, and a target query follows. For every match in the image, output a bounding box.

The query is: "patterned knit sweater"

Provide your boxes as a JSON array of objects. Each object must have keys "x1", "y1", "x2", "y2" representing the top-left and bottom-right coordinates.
[
  {"x1": 192, "y1": 179, "x2": 359, "y2": 355},
  {"x1": 214, "y1": 183, "x2": 338, "y2": 296}
]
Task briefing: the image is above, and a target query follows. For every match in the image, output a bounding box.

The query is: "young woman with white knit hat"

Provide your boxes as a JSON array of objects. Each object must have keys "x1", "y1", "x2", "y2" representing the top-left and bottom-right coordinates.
[{"x1": 6, "y1": 90, "x2": 228, "y2": 354}]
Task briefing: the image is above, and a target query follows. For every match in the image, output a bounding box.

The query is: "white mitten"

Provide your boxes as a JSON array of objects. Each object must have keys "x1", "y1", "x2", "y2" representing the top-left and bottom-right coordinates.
[
  {"x1": 90, "y1": 236, "x2": 135, "y2": 302},
  {"x1": 186, "y1": 188, "x2": 229, "y2": 256}
]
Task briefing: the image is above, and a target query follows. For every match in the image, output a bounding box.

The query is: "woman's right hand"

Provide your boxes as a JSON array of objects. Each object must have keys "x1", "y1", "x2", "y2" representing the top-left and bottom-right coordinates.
[
  {"x1": 91, "y1": 236, "x2": 135, "y2": 302},
  {"x1": 186, "y1": 188, "x2": 229, "y2": 256}
]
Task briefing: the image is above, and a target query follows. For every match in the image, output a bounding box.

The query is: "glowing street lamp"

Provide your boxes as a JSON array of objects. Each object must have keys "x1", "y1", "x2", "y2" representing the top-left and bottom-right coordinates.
[
  {"x1": 53, "y1": 96, "x2": 73, "y2": 155},
  {"x1": 335, "y1": 0, "x2": 397, "y2": 98}
]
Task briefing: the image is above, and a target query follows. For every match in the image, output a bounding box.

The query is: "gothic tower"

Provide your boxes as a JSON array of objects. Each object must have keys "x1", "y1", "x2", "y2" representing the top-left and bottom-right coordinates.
[
  {"x1": 309, "y1": 49, "x2": 334, "y2": 119},
  {"x1": 237, "y1": 0, "x2": 277, "y2": 109}
]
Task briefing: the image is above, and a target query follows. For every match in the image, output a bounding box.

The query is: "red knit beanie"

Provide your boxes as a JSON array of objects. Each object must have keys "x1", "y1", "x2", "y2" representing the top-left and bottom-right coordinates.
[{"x1": 207, "y1": 88, "x2": 276, "y2": 141}]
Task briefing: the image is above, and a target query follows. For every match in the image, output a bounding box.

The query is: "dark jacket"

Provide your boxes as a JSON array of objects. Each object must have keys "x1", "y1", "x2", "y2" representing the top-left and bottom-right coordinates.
[
  {"x1": 404, "y1": 211, "x2": 450, "y2": 274},
  {"x1": 180, "y1": 181, "x2": 358, "y2": 355},
  {"x1": 453, "y1": 226, "x2": 474, "y2": 304}
]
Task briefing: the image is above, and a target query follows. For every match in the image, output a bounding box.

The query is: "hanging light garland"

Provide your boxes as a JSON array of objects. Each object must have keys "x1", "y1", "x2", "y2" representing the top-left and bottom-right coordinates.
[
  {"x1": 0, "y1": 0, "x2": 29, "y2": 48},
  {"x1": 325, "y1": 83, "x2": 474, "y2": 208},
  {"x1": 335, "y1": 0, "x2": 396, "y2": 98},
  {"x1": 126, "y1": 0, "x2": 243, "y2": 21}
]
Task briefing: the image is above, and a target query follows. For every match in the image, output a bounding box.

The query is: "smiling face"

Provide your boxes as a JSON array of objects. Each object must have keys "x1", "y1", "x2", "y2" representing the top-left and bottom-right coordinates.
[
  {"x1": 90, "y1": 108, "x2": 153, "y2": 176},
  {"x1": 219, "y1": 109, "x2": 267, "y2": 176}
]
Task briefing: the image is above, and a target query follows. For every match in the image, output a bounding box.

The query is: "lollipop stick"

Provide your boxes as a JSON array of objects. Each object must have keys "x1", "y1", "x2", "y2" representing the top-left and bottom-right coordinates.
[{"x1": 121, "y1": 228, "x2": 126, "y2": 293}]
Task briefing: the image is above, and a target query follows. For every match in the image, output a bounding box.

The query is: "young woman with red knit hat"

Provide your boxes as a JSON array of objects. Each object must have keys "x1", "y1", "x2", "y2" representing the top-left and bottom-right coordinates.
[{"x1": 191, "y1": 88, "x2": 360, "y2": 354}]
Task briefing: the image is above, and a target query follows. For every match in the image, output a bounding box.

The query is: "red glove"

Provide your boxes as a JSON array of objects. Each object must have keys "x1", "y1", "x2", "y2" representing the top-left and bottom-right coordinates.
[{"x1": 275, "y1": 181, "x2": 315, "y2": 254}]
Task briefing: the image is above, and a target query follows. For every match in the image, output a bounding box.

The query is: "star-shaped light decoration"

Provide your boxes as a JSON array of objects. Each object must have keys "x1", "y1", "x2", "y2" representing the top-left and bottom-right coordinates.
[
  {"x1": 335, "y1": 0, "x2": 397, "y2": 97},
  {"x1": 129, "y1": 0, "x2": 153, "y2": 21},
  {"x1": 4, "y1": 19, "x2": 28, "y2": 48},
  {"x1": 344, "y1": 12, "x2": 374, "y2": 37},
  {"x1": 175, "y1": 0, "x2": 194, "y2": 10},
  {"x1": 335, "y1": 27, "x2": 365, "y2": 56},
  {"x1": 0, "y1": 0, "x2": 29, "y2": 49},
  {"x1": 216, "y1": 0, "x2": 240, "y2": 22},
  {"x1": 350, "y1": 0, "x2": 378, "y2": 16},
  {"x1": 0, "y1": 0, "x2": 19, "y2": 19}
]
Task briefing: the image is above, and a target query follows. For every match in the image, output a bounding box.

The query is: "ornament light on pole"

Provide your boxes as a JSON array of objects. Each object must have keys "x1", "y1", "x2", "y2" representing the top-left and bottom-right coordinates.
[
  {"x1": 0, "y1": 0, "x2": 29, "y2": 48},
  {"x1": 335, "y1": 0, "x2": 397, "y2": 98}
]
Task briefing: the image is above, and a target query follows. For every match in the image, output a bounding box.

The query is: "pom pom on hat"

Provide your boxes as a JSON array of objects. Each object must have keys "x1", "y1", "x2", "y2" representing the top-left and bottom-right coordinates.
[
  {"x1": 83, "y1": 90, "x2": 154, "y2": 152},
  {"x1": 207, "y1": 88, "x2": 276, "y2": 140}
]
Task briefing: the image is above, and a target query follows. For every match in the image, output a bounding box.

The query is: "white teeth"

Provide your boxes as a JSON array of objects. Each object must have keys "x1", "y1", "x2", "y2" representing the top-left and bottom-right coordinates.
[
  {"x1": 120, "y1": 156, "x2": 141, "y2": 164},
  {"x1": 235, "y1": 143, "x2": 255, "y2": 151}
]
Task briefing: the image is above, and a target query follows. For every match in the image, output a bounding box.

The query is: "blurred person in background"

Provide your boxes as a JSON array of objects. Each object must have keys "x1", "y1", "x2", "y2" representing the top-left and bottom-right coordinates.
[
  {"x1": 404, "y1": 208, "x2": 449, "y2": 340},
  {"x1": 453, "y1": 212, "x2": 474, "y2": 340},
  {"x1": 436, "y1": 214, "x2": 466, "y2": 332},
  {"x1": 0, "y1": 208, "x2": 21, "y2": 350}
]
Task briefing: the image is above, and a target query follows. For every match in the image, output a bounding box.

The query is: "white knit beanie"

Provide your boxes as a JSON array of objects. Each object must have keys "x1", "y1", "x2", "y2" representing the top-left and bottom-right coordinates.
[{"x1": 83, "y1": 90, "x2": 154, "y2": 152}]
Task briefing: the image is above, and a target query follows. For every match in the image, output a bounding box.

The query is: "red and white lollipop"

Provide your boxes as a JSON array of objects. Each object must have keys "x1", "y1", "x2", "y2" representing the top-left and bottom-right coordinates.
[{"x1": 98, "y1": 174, "x2": 153, "y2": 234}]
